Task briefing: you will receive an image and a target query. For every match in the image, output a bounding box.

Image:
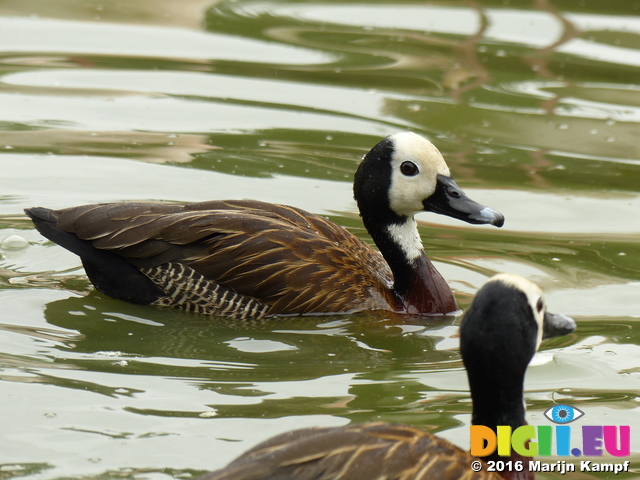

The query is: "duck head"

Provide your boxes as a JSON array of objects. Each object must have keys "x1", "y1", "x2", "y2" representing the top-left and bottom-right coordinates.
[
  {"x1": 354, "y1": 132, "x2": 505, "y2": 227},
  {"x1": 460, "y1": 273, "x2": 576, "y2": 430}
]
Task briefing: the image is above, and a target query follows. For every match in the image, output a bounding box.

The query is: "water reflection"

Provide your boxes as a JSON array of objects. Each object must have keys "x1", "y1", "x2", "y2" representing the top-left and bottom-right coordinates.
[{"x1": 1, "y1": 0, "x2": 640, "y2": 478}]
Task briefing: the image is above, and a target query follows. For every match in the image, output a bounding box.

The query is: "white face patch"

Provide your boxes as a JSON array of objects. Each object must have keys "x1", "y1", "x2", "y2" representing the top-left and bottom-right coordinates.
[
  {"x1": 387, "y1": 132, "x2": 451, "y2": 218},
  {"x1": 387, "y1": 219, "x2": 424, "y2": 262},
  {"x1": 491, "y1": 273, "x2": 546, "y2": 350}
]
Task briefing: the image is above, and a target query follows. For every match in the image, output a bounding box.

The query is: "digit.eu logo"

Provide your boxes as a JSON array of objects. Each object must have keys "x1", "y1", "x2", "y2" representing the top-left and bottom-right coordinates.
[{"x1": 470, "y1": 405, "x2": 631, "y2": 458}]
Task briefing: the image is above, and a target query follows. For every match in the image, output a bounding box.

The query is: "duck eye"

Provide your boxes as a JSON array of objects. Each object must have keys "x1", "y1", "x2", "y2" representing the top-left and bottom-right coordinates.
[
  {"x1": 536, "y1": 298, "x2": 544, "y2": 313},
  {"x1": 400, "y1": 161, "x2": 419, "y2": 176}
]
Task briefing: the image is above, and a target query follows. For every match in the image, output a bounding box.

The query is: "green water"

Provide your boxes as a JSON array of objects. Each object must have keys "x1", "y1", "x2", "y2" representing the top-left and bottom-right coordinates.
[{"x1": 1, "y1": 1, "x2": 639, "y2": 479}]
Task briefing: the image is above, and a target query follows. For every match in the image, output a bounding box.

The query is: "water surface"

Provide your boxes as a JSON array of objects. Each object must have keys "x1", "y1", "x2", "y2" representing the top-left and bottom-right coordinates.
[{"x1": 1, "y1": 1, "x2": 639, "y2": 479}]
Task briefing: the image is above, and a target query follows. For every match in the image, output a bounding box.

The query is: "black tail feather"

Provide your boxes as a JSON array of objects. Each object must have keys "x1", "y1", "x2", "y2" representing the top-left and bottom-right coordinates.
[{"x1": 25, "y1": 207, "x2": 164, "y2": 304}]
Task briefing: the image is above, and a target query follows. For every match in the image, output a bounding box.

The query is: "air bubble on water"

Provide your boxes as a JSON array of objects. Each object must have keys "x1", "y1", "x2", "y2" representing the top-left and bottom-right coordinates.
[{"x1": 1, "y1": 235, "x2": 28, "y2": 250}]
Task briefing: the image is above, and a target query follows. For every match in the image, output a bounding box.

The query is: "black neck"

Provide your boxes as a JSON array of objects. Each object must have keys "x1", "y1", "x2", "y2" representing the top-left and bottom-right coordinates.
[
  {"x1": 360, "y1": 210, "x2": 418, "y2": 296},
  {"x1": 468, "y1": 363, "x2": 531, "y2": 479},
  {"x1": 469, "y1": 371, "x2": 527, "y2": 431},
  {"x1": 355, "y1": 137, "x2": 416, "y2": 296},
  {"x1": 460, "y1": 287, "x2": 537, "y2": 480},
  {"x1": 360, "y1": 209, "x2": 457, "y2": 314},
  {"x1": 462, "y1": 293, "x2": 539, "y2": 431}
]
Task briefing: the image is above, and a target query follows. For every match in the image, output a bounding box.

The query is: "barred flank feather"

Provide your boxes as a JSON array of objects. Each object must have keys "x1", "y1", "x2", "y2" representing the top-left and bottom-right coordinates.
[{"x1": 142, "y1": 262, "x2": 269, "y2": 320}]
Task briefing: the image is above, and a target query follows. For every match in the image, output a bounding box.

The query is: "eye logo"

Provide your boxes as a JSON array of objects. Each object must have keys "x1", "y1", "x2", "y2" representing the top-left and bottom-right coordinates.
[{"x1": 544, "y1": 404, "x2": 584, "y2": 424}]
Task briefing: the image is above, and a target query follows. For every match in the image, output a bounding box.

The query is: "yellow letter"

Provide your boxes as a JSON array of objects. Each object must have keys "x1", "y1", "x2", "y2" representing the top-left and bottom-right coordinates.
[
  {"x1": 470, "y1": 425, "x2": 496, "y2": 456},
  {"x1": 512, "y1": 425, "x2": 538, "y2": 456},
  {"x1": 497, "y1": 425, "x2": 512, "y2": 456}
]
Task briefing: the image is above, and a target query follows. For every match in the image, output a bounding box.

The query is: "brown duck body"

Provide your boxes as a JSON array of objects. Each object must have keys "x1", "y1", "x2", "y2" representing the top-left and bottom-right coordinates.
[
  {"x1": 30, "y1": 200, "x2": 403, "y2": 316},
  {"x1": 199, "y1": 275, "x2": 577, "y2": 479},
  {"x1": 202, "y1": 422, "x2": 499, "y2": 480},
  {"x1": 26, "y1": 132, "x2": 505, "y2": 319}
]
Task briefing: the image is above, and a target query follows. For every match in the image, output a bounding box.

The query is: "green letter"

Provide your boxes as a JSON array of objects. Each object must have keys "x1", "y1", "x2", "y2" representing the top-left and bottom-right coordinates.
[
  {"x1": 512, "y1": 425, "x2": 537, "y2": 456},
  {"x1": 537, "y1": 425, "x2": 552, "y2": 456}
]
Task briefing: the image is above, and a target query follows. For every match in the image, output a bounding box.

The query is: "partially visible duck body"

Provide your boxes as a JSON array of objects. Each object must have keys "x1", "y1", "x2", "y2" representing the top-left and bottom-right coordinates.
[
  {"x1": 25, "y1": 132, "x2": 504, "y2": 320},
  {"x1": 198, "y1": 274, "x2": 577, "y2": 479}
]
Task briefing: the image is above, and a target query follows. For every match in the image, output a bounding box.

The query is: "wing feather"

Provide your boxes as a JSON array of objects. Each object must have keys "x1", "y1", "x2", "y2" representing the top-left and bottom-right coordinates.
[
  {"x1": 52, "y1": 200, "x2": 394, "y2": 314},
  {"x1": 200, "y1": 422, "x2": 501, "y2": 480}
]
